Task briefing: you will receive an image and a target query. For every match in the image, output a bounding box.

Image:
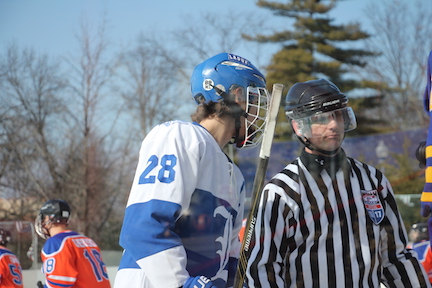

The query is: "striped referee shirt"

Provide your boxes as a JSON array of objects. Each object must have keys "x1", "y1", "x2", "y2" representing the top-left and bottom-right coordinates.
[{"x1": 245, "y1": 149, "x2": 430, "y2": 288}]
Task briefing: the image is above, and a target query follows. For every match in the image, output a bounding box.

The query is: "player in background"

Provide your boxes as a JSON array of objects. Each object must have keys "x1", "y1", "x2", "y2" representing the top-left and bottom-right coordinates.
[
  {"x1": 245, "y1": 79, "x2": 429, "y2": 287},
  {"x1": 421, "y1": 50, "x2": 432, "y2": 222},
  {"x1": 409, "y1": 222, "x2": 432, "y2": 284},
  {"x1": 0, "y1": 228, "x2": 23, "y2": 288},
  {"x1": 35, "y1": 199, "x2": 111, "y2": 288},
  {"x1": 114, "y1": 53, "x2": 270, "y2": 288}
]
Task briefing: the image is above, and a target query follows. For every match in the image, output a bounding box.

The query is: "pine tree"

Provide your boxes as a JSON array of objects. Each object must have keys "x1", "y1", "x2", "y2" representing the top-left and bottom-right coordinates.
[{"x1": 245, "y1": 0, "x2": 377, "y2": 92}]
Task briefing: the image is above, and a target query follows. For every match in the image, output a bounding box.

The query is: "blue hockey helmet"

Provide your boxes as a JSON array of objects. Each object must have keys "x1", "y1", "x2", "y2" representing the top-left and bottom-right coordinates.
[
  {"x1": 190, "y1": 53, "x2": 270, "y2": 149},
  {"x1": 191, "y1": 53, "x2": 266, "y2": 104}
]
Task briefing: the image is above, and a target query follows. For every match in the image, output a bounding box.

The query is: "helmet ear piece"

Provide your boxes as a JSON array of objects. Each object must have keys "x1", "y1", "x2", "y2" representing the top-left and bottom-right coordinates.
[
  {"x1": 292, "y1": 119, "x2": 305, "y2": 137},
  {"x1": 194, "y1": 94, "x2": 206, "y2": 105}
]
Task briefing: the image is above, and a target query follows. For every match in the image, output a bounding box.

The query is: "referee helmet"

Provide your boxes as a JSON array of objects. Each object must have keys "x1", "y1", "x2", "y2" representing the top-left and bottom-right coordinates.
[{"x1": 285, "y1": 78, "x2": 357, "y2": 134}]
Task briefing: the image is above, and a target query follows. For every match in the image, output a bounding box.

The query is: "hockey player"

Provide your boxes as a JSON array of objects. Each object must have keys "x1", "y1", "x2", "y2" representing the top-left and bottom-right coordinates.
[
  {"x1": 0, "y1": 228, "x2": 23, "y2": 288},
  {"x1": 35, "y1": 199, "x2": 111, "y2": 288},
  {"x1": 114, "y1": 53, "x2": 270, "y2": 288},
  {"x1": 245, "y1": 79, "x2": 430, "y2": 287},
  {"x1": 409, "y1": 222, "x2": 432, "y2": 284}
]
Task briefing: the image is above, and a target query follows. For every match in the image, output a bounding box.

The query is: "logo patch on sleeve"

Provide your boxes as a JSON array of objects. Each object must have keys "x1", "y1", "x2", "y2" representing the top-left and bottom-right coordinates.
[{"x1": 361, "y1": 189, "x2": 384, "y2": 225}]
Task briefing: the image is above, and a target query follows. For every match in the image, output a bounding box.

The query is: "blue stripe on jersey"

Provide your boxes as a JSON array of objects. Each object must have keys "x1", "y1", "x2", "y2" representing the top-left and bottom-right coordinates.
[
  {"x1": 118, "y1": 189, "x2": 239, "y2": 278},
  {"x1": 117, "y1": 249, "x2": 140, "y2": 269},
  {"x1": 176, "y1": 189, "x2": 237, "y2": 278},
  {"x1": 47, "y1": 278, "x2": 74, "y2": 288},
  {"x1": 0, "y1": 248, "x2": 15, "y2": 257},
  {"x1": 43, "y1": 231, "x2": 79, "y2": 255},
  {"x1": 119, "y1": 199, "x2": 182, "y2": 264}
]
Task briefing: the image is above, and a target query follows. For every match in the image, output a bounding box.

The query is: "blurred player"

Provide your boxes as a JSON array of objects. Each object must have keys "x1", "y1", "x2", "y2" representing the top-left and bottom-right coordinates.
[
  {"x1": 35, "y1": 199, "x2": 111, "y2": 288},
  {"x1": 114, "y1": 53, "x2": 270, "y2": 288},
  {"x1": 0, "y1": 228, "x2": 23, "y2": 288},
  {"x1": 410, "y1": 222, "x2": 432, "y2": 284}
]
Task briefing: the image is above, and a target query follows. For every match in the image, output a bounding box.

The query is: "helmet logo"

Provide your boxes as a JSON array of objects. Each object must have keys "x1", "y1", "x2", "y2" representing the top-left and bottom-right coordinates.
[
  {"x1": 227, "y1": 54, "x2": 250, "y2": 66},
  {"x1": 322, "y1": 99, "x2": 340, "y2": 107},
  {"x1": 203, "y1": 79, "x2": 214, "y2": 91}
]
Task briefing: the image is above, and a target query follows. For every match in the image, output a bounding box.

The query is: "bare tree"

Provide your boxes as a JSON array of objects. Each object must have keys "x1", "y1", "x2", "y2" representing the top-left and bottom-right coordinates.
[
  {"x1": 360, "y1": 0, "x2": 432, "y2": 130},
  {"x1": 0, "y1": 45, "x2": 68, "y2": 206},
  {"x1": 0, "y1": 19, "x2": 136, "y2": 248},
  {"x1": 62, "y1": 18, "x2": 136, "y2": 245},
  {"x1": 116, "y1": 33, "x2": 186, "y2": 138},
  {"x1": 0, "y1": 45, "x2": 82, "y2": 222},
  {"x1": 172, "y1": 11, "x2": 269, "y2": 72}
]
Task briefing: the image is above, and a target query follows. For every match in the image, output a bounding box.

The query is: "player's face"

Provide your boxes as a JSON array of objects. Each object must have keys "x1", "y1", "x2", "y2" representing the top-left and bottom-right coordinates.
[
  {"x1": 235, "y1": 87, "x2": 259, "y2": 141},
  {"x1": 42, "y1": 215, "x2": 53, "y2": 233},
  {"x1": 295, "y1": 110, "x2": 345, "y2": 153}
]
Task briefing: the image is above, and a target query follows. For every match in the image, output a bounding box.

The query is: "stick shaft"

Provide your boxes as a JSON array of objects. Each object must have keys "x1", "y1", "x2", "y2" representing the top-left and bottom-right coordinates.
[{"x1": 233, "y1": 83, "x2": 284, "y2": 288}]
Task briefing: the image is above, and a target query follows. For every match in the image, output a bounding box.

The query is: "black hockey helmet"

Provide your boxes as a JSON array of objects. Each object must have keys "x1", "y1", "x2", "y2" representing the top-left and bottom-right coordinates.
[
  {"x1": 409, "y1": 222, "x2": 429, "y2": 242},
  {"x1": 0, "y1": 229, "x2": 11, "y2": 246},
  {"x1": 285, "y1": 78, "x2": 348, "y2": 119},
  {"x1": 285, "y1": 78, "x2": 356, "y2": 132},
  {"x1": 284, "y1": 79, "x2": 357, "y2": 153},
  {"x1": 35, "y1": 199, "x2": 71, "y2": 239}
]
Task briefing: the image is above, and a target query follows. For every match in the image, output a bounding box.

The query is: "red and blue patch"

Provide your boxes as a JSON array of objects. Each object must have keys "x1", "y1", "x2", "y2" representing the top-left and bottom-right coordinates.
[{"x1": 361, "y1": 189, "x2": 384, "y2": 225}]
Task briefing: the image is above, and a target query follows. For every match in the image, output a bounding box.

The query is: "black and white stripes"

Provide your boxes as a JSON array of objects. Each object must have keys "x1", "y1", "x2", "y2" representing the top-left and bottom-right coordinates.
[{"x1": 246, "y1": 150, "x2": 429, "y2": 288}]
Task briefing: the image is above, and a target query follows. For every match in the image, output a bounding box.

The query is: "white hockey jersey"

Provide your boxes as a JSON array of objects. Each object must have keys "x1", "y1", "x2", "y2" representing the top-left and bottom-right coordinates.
[{"x1": 114, "y1": 121, "x2": 245, "y2": 288}]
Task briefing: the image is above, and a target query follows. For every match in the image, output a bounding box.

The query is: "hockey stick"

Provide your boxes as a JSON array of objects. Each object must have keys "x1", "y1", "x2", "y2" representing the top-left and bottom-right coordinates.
[{"x1": 233, "y1": 83, "x2": 284, "y2": 288}]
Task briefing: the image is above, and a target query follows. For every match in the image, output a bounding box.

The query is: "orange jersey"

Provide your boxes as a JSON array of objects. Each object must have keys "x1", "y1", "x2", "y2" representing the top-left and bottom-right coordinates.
[
  {"x1": 239, "y1": 218, "x2": 247, "y2": 242},
  {"x1": 41, "y1": 230, "x2": 110, "y2": 288},
  {"x1": 412, "y1": 240, "x2": 432, "y2": 283},
  {"x1": 0, "y1": 246, "x2": 23, "y2": 288}
]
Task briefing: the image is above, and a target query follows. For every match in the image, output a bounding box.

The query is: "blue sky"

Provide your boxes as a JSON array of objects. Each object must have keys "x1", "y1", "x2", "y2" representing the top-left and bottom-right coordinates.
[{"x1": 0, "y1": 0, "x2": 371, "y2": 64}]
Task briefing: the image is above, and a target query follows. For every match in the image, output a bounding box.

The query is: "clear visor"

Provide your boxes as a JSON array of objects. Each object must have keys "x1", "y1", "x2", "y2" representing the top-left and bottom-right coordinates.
[
  {"x1": 237, "y1": 86, "x2": 270, "y2": 149},
  {"x1": 294, "y1": 107, "x2": 356, "y2": 138}
]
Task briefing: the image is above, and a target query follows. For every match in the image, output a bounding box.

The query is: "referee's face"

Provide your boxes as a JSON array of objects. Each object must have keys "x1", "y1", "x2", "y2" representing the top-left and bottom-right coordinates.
[
  {"x1": 310, "y1": 112, "x2": 344, "y2": 152},
  {"x1": 295, "y1": 110, "x2": 345, "y2": 153}
]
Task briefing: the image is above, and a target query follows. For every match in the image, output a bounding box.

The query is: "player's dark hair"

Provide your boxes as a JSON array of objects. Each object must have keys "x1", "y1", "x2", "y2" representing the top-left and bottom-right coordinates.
[{"x1": 190, "y1": 101, "x2": 233, "y2": 123}]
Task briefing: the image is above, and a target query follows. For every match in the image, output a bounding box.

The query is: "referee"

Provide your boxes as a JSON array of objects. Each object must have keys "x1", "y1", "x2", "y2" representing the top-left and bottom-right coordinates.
[{"x1": 245, "y1": 79, "x2": 430, "y2": 288}]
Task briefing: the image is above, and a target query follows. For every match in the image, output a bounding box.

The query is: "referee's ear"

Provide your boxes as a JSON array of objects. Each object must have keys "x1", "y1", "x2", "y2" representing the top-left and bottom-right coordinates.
[{"x1": 291, "y1": 119, "x2": 303, "y2": 137}]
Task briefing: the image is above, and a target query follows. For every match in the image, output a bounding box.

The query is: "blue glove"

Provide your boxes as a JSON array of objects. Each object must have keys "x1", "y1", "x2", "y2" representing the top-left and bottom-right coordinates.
[
  {"x1": 428, "y1": 217, "x2": 432, "y2": 247},
  {"x1": 421, "y1": 201, "x2": 432, "y2": 218},
  {"x1": 183, "y1": 276, "x2": 217, "y2": 288}
]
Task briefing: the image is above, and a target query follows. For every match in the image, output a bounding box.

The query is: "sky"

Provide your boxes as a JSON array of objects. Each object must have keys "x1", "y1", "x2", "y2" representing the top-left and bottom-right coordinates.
[{"x1": 0, "y1": 0, "x2": 372, "y2": 66}]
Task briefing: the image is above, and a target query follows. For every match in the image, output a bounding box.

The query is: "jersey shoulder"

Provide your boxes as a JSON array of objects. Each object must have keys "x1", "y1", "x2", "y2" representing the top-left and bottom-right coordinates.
[
  {"x1": 43, "y1": 230, "x2": 80, "y2": 255},
  {"x1": 145, "y1": 120, "x2": 217, "y2": 152}
]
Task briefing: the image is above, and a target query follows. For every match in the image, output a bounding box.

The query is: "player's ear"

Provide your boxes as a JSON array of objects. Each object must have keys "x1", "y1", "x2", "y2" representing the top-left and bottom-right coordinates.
[{"x1": 232, "y1": 87, "x2": 247, "y2": 107}]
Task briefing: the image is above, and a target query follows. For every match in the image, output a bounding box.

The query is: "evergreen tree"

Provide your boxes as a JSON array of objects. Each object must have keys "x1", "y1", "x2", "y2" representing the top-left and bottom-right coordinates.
[{"x1": 245, "y1": 0, "x2": 377, "y2": 92}]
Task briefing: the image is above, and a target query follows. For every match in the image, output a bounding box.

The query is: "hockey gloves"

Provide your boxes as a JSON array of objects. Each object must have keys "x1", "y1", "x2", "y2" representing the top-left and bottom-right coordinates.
[{"x1": 183, "y1": 276, "x2": 217, "y2": 288}]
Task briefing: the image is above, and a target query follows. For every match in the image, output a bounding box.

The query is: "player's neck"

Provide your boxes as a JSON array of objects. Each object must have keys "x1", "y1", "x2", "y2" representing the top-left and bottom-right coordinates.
[
  {"x1": 49, "y1": 225, "x2": 69, "y2": 237},
  {"x1": 199, "y1": 116, "x2": 235, "y2": 149}
]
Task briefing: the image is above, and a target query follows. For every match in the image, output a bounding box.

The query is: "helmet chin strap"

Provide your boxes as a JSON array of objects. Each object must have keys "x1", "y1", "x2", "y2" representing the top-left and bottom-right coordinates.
[
  {"x1": 212, "y1": 84, "x2": 248, "y2": 147},
  {"x1": 298, "y1": 135, "x2": 341, "y2": 156}
]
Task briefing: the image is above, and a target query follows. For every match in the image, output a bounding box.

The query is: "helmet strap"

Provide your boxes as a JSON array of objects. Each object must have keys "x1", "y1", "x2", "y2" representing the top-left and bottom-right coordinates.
[
  {"x1": 212, "y1": 84, "x2": 248, "y2": 147},
  {"x1": 297, "y1": 135, "x2": 341, "y2": 156},
  {"x1": 291, "y1": 120, "x2": 341, "y2": 156}
]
